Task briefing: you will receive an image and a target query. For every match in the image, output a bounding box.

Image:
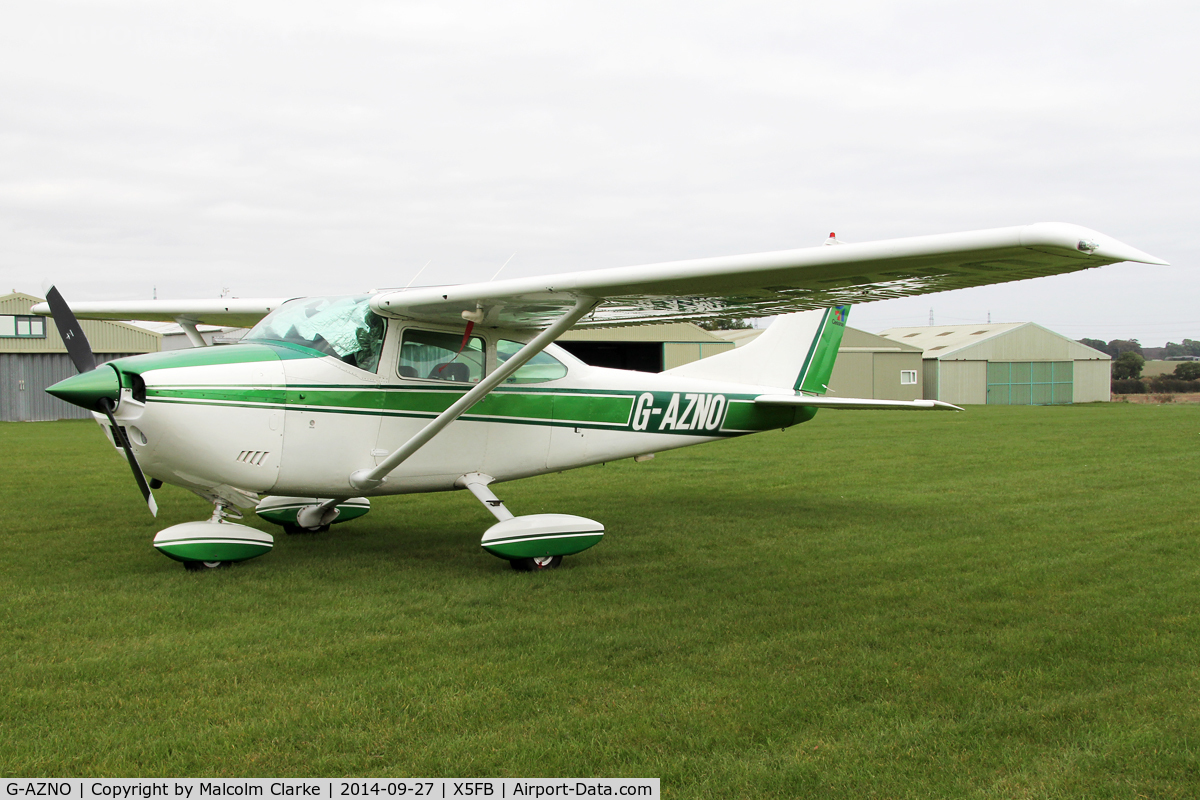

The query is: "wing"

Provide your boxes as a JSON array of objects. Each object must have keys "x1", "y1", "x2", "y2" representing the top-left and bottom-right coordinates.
[
  {"x1": 29, "y1": 298, "x2": 292, "y2": 328},
  {"x1": 30, "y1": 222, "x2": 1164, "y2": 331},
  {"x1": 370, "y1": 222, "x2": 1165, "y2": 328}
]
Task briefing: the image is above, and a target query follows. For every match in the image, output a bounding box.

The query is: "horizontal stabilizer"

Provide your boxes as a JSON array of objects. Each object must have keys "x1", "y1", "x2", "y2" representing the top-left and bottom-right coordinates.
[{"x1": 755, "y1": 394, "x2": 962, "y2": 411}]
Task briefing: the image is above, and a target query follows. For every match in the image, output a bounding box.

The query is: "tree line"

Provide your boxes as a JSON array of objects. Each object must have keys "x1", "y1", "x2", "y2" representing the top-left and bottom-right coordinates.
[
  {"x1": 1079, "y1": 337, "x2": 1200, "y2": 384},
  {"x1": 1078, "y1": 338, "x2": 1144, "y2": 358},
  {"x1": 1079, "y1": 337, "x2": 1200, "y2": 360}
]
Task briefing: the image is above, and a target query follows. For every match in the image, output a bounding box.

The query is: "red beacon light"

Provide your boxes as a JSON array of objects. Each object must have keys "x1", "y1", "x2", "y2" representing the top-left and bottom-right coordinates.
[{"x1": 824, "y1": 231, "x2": 841, "y2": 246}]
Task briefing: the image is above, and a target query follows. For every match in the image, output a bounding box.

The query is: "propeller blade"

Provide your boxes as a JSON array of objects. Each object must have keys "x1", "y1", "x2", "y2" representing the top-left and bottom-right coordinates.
[
  {"x1": 44, "y1": 286, "x2": 97, "y2": 374},
  {"x1": 99, "y1": 399, "x2": 158, "y2": 517},
  {"x1": 44, "y1": 287, "x2": 158, "y2": 517}
]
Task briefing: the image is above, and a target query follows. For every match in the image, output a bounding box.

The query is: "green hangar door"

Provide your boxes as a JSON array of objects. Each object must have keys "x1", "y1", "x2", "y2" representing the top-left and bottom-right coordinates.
[{"x1": 986, "y1": 362, "x2": 1073, "y2": 405}]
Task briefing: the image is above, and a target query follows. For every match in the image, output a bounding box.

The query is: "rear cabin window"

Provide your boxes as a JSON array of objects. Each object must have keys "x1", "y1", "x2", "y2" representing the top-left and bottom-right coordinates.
[
  {"x1": 400, "y1": 329, "x2": 485, "y2": 383},
  {"x1": 498, "y1": 340, "x2": 568, "y2": 383},
  {"x1": 243, "y1": 296, "x2": 386, "y2": 372}
]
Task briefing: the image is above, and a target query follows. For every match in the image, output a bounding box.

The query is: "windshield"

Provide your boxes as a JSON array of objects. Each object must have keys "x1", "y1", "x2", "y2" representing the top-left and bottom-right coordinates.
[{"x1": 244, "y1": 295, "x2": 386, "y2": 372}]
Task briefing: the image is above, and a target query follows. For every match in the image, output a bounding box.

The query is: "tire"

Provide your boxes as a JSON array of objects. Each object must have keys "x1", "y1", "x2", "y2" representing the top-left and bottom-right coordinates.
[
  {"x1": 509, "y1": 555, "x2": 563, "y2": 572},
  {"x1": 283, "y1": 523, "x2": 330, "y2": 535},
  {"x1": 184, "y1": 561, "x2": 230, "y2": 572}
]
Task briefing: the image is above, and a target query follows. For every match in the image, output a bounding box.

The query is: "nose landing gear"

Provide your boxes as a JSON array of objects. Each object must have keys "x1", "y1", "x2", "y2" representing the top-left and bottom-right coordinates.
[{"x1": 153, "y1": 501, "x2": 273, "y2": 571}]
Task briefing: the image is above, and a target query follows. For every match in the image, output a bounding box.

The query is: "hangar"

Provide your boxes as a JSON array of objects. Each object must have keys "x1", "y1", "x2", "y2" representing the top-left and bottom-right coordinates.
[
  {"x1": 879, "y1": 323, "x2": 1111, "y2": 405},
  {"x1": 824, "y1": 326, "x2": 925, "y2": 401},
  {"x1": 556, "y1": 323, "x2": 735, "y2": 372},
  {"x1": 0, "y1": 292, "x2": 161, "y2": 421}
]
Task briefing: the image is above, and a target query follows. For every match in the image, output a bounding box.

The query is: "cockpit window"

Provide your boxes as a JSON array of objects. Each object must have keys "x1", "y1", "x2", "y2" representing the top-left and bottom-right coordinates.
[
  {"x1": 498, "y1": 340, "x2": 568, "y2": 383},
  {"x1": 243, "y1": 296, "x2": 386, "y2": 372},
  {"x1": 400, "y1": 329, "x2": 484, "y2": 383}
]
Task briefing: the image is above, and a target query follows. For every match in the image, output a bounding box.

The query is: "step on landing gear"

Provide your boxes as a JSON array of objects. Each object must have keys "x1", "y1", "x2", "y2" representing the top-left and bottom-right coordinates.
[{"x1": 457, "y1": 473, "x2": 604, "y2": 571}]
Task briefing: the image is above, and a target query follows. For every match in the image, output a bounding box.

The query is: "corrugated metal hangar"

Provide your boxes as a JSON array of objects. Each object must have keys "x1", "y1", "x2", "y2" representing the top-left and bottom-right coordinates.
[
  {"x1": 714, "y1": 325, "x2": 925, "y2": 400},
  {"x1": 0, "y1": 292, "x2": 161, "y2": 421},
  {"x1": 135, "y1": 321, "x2": 249, "y2": 350},
  {"x1": 879, "y1": 323, "x2": 1111, "y2": 405},
  {"x1": 826, "y1": 327, "x2": 925, "y2": 401}
]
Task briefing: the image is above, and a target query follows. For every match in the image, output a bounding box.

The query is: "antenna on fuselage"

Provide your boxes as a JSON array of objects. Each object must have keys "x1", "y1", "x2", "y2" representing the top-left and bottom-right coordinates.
[
  {"x1": 490, "y1": 253, "x2": 516, "y2": 282},
  {"x1": 402, "y1": 260, "x2": 432, "y2": 291}
]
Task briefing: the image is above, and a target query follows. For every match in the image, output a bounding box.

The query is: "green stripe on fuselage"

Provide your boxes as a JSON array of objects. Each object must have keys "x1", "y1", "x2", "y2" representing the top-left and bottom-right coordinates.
[
  {"x1": 113, "y1": 342, "x2": 817, "y2": 434},
  {"x1": 144, "y1": 384, "x2": 809, "y2": 435}
]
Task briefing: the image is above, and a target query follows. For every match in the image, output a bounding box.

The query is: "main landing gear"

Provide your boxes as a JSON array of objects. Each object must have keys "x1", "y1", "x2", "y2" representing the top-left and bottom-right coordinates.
[
  {"x1": 255, "y1": 496, "x2": 373, "y2": 535},
  {"x1": 457, "y1": 473, "x2": 605, "y2": 572}
]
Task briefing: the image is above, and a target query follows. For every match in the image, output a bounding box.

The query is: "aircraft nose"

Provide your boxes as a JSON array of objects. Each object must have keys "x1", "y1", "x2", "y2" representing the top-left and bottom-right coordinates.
[{"x1": 46, "y1": 365, "x2": 121, "y2": 411}]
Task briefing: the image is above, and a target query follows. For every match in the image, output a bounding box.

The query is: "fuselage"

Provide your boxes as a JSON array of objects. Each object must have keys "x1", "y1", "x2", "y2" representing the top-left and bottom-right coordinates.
[{"x1": 88, "y1": 316, "x2": 813, "y2": 504}]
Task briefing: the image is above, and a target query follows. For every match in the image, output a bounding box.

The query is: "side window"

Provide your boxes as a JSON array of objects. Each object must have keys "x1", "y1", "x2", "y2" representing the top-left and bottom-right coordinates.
[
  {"x1": 498, "y1": 340, "x2": 568, "y2": 384},
  {"x1": 400, "y1": 329, "x2": 485, "y2": 383}
]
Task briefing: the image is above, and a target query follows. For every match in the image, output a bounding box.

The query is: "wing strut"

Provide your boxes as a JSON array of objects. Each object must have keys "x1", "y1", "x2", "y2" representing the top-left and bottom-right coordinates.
[
  {"x1": 348, "y1": 296, "x2": 599, "y2": 492},
  {"x1": 175, "y1": 318, "x2": 208, "y2": 348}
]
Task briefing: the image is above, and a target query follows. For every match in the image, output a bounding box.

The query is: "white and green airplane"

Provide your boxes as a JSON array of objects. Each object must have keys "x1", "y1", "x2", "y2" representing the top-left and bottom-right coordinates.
[{"x1": 36, "y1": 222, "x2": 1165, "y2": 572}]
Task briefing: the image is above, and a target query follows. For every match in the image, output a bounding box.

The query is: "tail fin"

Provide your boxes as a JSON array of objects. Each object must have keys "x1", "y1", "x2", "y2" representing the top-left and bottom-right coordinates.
[{"x1": 664, "y1": 306, "x2": 849, "y2": 393}]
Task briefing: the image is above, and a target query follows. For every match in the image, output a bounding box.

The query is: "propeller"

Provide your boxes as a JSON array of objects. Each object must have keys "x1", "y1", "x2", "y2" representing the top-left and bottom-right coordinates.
[
  {"x1": 44, "y1": 286, "x2": 158, "y2": 517},
  {"x1": 45, "y1": 286, "x2": 97, "y2": 374}
]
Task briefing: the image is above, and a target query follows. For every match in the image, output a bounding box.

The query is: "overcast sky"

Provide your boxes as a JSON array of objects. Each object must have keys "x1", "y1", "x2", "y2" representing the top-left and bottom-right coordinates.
[{"x1": 1, "y1": 1, "x2": 1196, "y2": 344}]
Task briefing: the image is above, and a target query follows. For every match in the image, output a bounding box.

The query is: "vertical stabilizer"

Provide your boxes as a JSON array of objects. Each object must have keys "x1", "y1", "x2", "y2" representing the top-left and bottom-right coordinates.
[{"x1": 663, "y1": 306, "x2": 850, "y2": 393}]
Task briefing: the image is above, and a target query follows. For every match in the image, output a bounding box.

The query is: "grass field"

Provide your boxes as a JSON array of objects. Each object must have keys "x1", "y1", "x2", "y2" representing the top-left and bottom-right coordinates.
[{"x1": 3, "y1": 404, "x2": 1200, "y2": 797}]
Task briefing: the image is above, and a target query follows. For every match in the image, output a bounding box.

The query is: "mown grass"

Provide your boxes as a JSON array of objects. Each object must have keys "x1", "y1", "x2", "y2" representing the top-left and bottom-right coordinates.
[{"x1": 2, "y1": 404, "x2": 1199, "y2": 797}]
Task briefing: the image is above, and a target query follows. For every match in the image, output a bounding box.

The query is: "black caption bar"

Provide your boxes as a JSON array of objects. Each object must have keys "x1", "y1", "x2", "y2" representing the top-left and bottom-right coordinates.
[{"x1": 2, "y1": 780, "x2": 659, "y2": 800}]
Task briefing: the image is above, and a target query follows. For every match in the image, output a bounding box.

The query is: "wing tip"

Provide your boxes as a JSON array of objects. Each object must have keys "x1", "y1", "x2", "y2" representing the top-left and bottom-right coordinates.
[{"x1": 1021, "y1": 222, "x2": 1168, "y2": 266}]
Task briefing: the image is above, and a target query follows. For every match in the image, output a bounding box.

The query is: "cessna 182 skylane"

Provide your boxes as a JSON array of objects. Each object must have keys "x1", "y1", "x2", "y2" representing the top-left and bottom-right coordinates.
[{"x1": 37, "y1": 222, "x2": 1166, "y2": 572}]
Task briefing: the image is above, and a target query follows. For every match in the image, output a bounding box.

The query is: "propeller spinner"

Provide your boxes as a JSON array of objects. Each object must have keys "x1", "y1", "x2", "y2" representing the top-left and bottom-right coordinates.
[{"x1": 43, "y1": 286, "x2": 159, "y2": 517}]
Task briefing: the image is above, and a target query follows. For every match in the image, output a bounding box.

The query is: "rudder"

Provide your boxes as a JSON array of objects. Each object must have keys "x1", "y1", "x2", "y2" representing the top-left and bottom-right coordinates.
[{"x1": 795, "y1": 305, "x2": 849, "y2": 394}]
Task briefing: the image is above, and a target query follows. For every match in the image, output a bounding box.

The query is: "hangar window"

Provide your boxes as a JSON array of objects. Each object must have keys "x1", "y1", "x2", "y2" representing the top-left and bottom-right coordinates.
[
  {"x1": 937, "y1": 331, "x2": 954, "y2": 336},
  {"x1": 498, "y1": 340, "x2": 568, "y2": 383},
  {"x1": 903, "y1": 333, "x2": 921, "y2": 338},
  {"x1": 399, "y1": 329, "x2": 484, "y2": 383},
  {"x1": 972, "y1": 330, "x2": 988, "y2": 335},
  {"x1": 900, "y1": 370, "x2": 917, "y2": 385},
  {"x1": 0, "y1": 315, "x2": 46, "y2": 338}
]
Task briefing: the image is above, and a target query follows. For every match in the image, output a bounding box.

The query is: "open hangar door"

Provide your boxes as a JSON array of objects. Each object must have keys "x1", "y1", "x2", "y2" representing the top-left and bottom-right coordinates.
[{"x1": 556, "y1": 341, "x2": 663, "y2": 373}]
